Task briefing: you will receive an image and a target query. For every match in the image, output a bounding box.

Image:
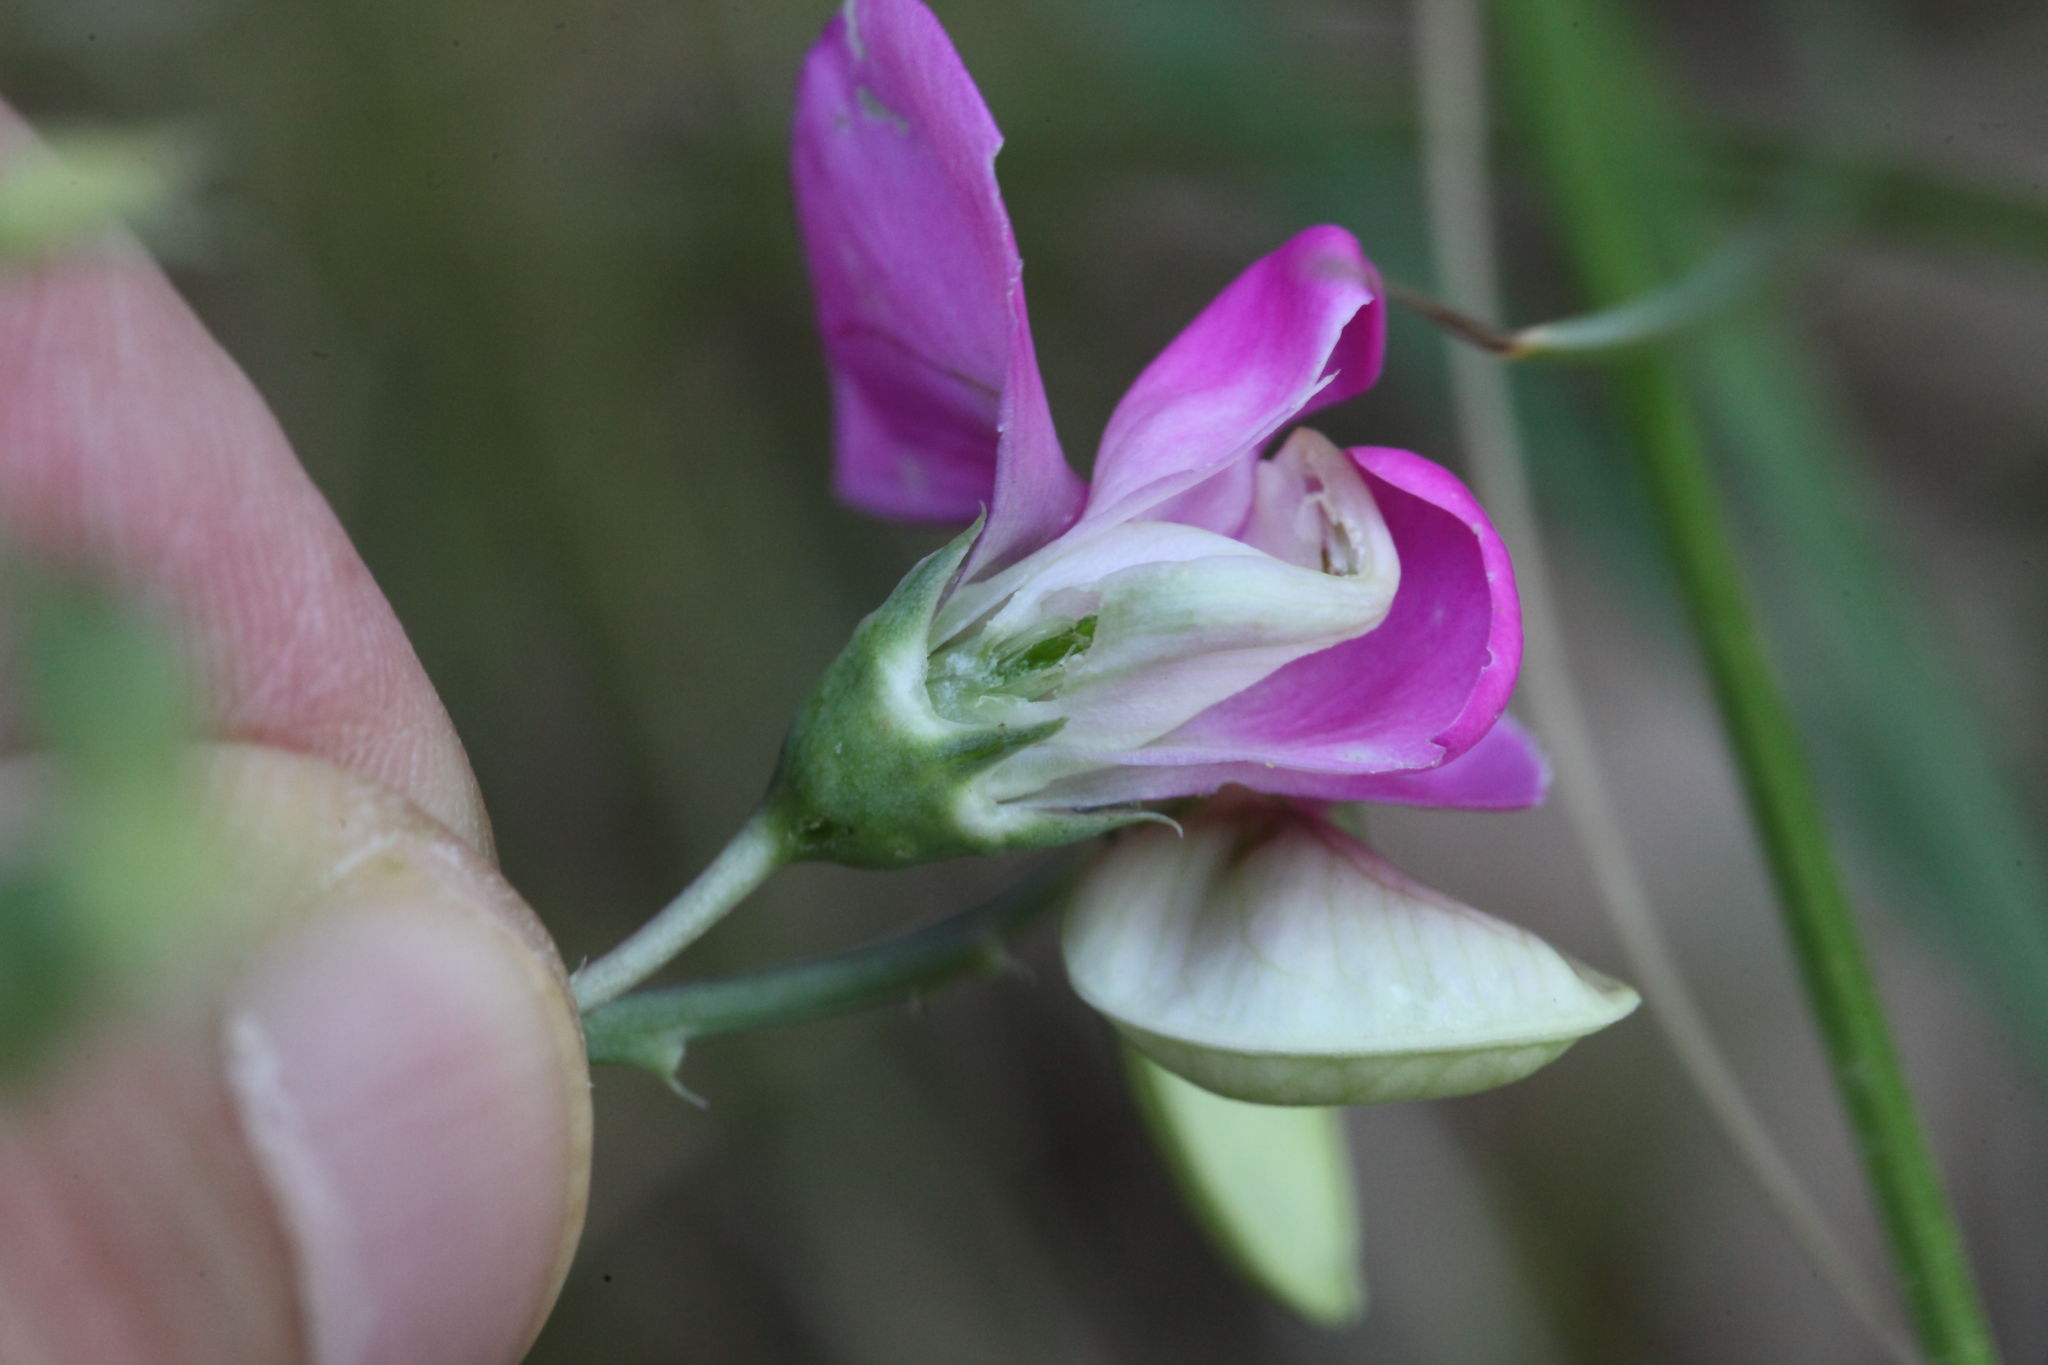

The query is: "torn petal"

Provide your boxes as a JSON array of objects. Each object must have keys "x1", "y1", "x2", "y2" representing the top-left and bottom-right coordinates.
[{"x1": 793, "y1": 0, "x2": 1081, "y2": 559}]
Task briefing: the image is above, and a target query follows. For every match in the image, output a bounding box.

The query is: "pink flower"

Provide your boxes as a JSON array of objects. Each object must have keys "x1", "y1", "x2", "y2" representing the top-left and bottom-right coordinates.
[{"x1": 789, "y1": 0, "x2": 1541, "y2": 820}]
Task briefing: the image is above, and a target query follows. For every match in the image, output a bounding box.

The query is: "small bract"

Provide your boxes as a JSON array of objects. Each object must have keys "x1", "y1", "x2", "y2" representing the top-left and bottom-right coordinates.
[{"x1": 1063, "y1": 795, "x2": 1639, "y2": 1106}]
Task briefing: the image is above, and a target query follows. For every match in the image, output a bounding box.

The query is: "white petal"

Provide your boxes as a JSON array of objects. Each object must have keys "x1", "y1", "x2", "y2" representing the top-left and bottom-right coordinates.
[
  {"x1": 1048, "y1": 549, "x2": 1396, "y2": 750},
  {"x1": 1240, "y1": 429, "x2": 1400, "y2": 583},
  {"x1": 1063, "y1": 807, "x2": 1639, "y2": 1106},
  {"x1": 936, "y1": 519, "x2": 1398, "y2": 763},
  {"x1": 934, "y1": 520, "x2": 1262, "y2": 646}
]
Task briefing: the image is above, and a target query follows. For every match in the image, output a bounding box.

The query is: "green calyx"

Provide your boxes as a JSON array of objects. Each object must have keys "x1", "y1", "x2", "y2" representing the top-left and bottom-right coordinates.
[{"x1": 765, "y1": 521, "x2": 1148, "y2": 868}]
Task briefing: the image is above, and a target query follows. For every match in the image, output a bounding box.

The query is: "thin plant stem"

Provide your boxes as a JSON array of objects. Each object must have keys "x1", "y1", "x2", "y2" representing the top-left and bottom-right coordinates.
[
  {"x1": 1412, "y1": 0, "x2": 1913, "y2": 1358},
  {"x1": 1507, "y1": 216, "x2": 1782, "y2": 356},
  {"x1": 1382, "y1": 277, "x2": 1521, "y2": 355},
  {"x1": 1482, "y1": 0, "x2": 2003, "y2": 1358},
  {"x1": 1385, "y1": 205, "x2": 1807, "y2": 362},
  {"x1": 581, "y1": 869, "x2": 1067, "y2": 1074},
  {"x1": 570, "y1": 808, "x2": 791, "y2": 1011}
]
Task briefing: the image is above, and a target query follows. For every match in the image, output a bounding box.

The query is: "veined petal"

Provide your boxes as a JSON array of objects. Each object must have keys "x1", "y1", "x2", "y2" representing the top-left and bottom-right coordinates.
[
  {"x1": 1115, "y1": 445, "x2": 1521, "y2": 781},
  {"x1": 1063, "y1": 799, "x2": 1637, "y2": 1107},
  {"x1": 793, "y1": 0, "x2": 1081, "y2": 561},
  {"x1": 1082, "y1": 226, "x2": 1385, "y2": 533}
]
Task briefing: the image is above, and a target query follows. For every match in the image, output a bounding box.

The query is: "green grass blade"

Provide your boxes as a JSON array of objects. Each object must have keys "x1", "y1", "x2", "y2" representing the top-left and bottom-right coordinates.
[{"x1": 1493, "y1": 0, "x2": 2006, "y2": 1357}]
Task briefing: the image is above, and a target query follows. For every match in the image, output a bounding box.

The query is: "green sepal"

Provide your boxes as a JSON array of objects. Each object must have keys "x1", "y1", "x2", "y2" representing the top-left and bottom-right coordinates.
[
  {"x1": 766, "y1": 519, "x2": 1154, "y2": 868},
  {"x1": 931, "y1": 715, "x2": 1066, "y2": 771}
]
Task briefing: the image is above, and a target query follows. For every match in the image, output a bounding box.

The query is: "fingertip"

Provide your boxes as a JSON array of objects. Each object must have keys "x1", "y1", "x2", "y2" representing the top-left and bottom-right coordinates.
[{"x1": 227, "y1": 894, "x2": 589, "y2": 1365}]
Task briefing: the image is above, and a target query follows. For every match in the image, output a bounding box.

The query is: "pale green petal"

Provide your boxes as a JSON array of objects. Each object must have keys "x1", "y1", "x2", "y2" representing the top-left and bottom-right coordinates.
[{"x1": 1127, "y1": 1049, "x2": 1364, "y2": 1326}]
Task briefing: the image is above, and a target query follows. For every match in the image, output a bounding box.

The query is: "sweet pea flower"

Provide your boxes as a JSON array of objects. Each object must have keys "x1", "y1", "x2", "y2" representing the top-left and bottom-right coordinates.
[{"x1": 770, "y1": 0, "x2": 1543, "y2": 866}]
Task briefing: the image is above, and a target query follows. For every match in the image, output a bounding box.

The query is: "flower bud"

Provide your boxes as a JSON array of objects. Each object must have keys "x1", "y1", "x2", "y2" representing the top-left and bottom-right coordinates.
[{"x1": 1062, "y1": 794, "x2": 1638, "y2": 1105}]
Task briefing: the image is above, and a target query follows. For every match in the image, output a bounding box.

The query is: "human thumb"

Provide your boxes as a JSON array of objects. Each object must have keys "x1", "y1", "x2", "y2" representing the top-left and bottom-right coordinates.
[{"x1": 0, "y1": 744, "x2": 592, "y2": 1365}]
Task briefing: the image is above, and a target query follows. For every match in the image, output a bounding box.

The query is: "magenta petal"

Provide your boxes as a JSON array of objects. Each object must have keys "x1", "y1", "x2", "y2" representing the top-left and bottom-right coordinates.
[
  {"x1": 1283, "y1": 715, "x2": 1550, "y2": 808},
  {"x1": 792, "y1": 0, "x2": 1081, "y2": 560},
  {"x1": 1117, "y1": 445, "x2": 1522, "y2": 773},
  {"x1": 1020, "y1": 714, "x2": 1548, "y2": 810},
  {"x1": 1082, "y1": 226, "x2": 1385, "y2": 532}
]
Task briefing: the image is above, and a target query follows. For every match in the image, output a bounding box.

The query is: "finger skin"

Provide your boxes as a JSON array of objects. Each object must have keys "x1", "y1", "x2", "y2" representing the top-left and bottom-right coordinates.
[
  {"x1": 0, "y1": 112, "x2": 489, "y2": 851},
  {"x1": 0, "y1": 746, "x2": 593, "y2": 1365},
  {"x1": 0, "y1": 999, "x2": 306, "y2": 1362},
  {"x1": 0, "y1": 94, "x2": 593, "y2": 1363}
]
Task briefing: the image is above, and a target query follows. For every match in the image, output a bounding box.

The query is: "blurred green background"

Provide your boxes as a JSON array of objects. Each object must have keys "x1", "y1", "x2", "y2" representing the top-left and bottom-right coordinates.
[{"x1": 4, "y1": 0, "x2": 2046, "y2": 1359}]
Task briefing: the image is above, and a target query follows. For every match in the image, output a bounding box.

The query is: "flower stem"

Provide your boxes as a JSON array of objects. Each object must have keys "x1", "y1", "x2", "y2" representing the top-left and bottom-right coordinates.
[
  {"x1": 581, "y1": 868, "x2": 1067, "y2": 1073},
  {"x1": 1412, "y1": 0, "x2": 1910, "y2": 1356},
  {"x1": 1491, "y1": 0, "x2": 2002, "y2": 1358},
  {"x1": 570, "y1": 808, "x2": 791, "y2": 1012}
]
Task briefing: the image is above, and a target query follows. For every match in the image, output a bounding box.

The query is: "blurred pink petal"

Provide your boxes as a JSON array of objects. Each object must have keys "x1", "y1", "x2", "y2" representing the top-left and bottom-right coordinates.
[{"x1": 792, "y1": 0, "x2": 1080, "y2": 568}]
